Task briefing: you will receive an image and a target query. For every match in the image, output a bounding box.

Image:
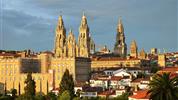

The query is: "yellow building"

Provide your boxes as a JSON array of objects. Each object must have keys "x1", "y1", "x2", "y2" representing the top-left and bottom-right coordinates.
[
  {"x1": 0, "y1": 56, "x2": 54, "y2": 94},
  {"x1": 50, "y1": 57, "x2": 91, "y2": 88},
  {"x1": 158, "y1": 54, "x2": 166, "y2": 67},
  {"x1": 91, "y1": 56, "x2": 149, "y2": 71}
]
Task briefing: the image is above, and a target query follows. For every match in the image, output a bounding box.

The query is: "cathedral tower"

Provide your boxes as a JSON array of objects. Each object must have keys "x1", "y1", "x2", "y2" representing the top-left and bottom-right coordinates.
[
  {"x1": 139, "y1": 48, "x2": 146, "y2": 59},
  {"x1": 67, "y1": 29, "x2": 76, "y2": 57},
  {"x1": 78, "y1": 13, "x2": 90, "y2": 57},
  {"x1": 130, "y1": 40, "x2": 138, "y2": 58},
  {"x1": 54, "y1": 15, "x2": 67, "y2": 57},
  {"x1": 114, "y1": 17, "x2": 127, "y2": 57}
]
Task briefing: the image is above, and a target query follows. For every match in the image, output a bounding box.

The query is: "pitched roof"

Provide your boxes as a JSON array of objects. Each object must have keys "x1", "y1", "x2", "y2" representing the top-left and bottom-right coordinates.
[
  {"x1": 157, "y1": 67, "x2": 178, "y2": 74},
  {"x1": 110, "y1": 76, "x2": 122, "y2": 81},
  {"x1": 129, "y1": 90, "x2": 150, "y2": 99}
]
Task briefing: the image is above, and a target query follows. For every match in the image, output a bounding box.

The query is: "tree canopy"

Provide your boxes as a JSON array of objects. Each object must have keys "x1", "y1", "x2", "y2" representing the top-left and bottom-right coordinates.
[
  {"x1": 148, "y1": 72, "x2": 178, "y2": 100},
  {"x1": 59, "y1": 69, "x2": 74, "y2": 98},
  {"x1": 24, "y1": 73, "x2": 36, "y2": 100}
]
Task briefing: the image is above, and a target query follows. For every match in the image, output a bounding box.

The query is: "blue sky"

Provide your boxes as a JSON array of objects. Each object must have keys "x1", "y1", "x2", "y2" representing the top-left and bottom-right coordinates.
[{"x1": 0, "y1": 0, "x2": 177, "y2": 53}]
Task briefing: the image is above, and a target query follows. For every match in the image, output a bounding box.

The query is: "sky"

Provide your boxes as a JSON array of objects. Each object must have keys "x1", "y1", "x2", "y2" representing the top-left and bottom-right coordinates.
[{"x1": 0, "y1": 0, "x2": 177, "y2": 53}]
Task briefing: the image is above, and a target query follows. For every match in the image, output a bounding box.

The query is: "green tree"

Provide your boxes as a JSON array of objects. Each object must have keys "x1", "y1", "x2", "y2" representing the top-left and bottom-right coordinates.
[
  {"x1": 59, "y1": 69, "x2": 74, "y2": 98},
  {"x1": 73, "y1": 97, "x2": 80, "y2": 100},
  {"x1": 16, "y1": 94, "x2": 26, "y2": 100},
  {"x1": 0, "y1": 95, "x2": 12, "y2": 100},
  {"x1": 35, "y1": 92, "x2": 45, "y2": 100},
  {"x1": 148, "y1": 73, "x2": 178, "y2": 100},
  {"x1": 24, "y1": 73, "x2": 36, "y2": 100},
  {"x1": 150, "y1": 66, "x2": 159, "y2": 73},
  {"x1": 46, "y1": 92, "x2": 57, "y2": 100},
  {"x1": 10, "y1": 88, "x2": 17, "y2": 99},
  {"x1": 58, "y1": 90, "x2": 71, "y2": 100}
]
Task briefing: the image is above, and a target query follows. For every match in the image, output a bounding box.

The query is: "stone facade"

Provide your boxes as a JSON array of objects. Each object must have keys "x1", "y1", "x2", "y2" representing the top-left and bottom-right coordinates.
[
  {"x1": 91, "y1": 57, "x2": 150, "y2": 71},
  {"x1": 0, "y1": 57, "x2": 54, "y2": 95},
  {"x1": 50, "y1": 57, "x2": 91, "y2": 88}
]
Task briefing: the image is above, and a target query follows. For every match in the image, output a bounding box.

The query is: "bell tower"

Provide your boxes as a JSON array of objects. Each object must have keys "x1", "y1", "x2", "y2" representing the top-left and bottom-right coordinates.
[
  {"x1": 54, "y1": 15, "x2": 66, "y2": 57},
  {"x1": 114, "y1": 17, "x2": 127, "y2": 57},
  {"x1": 78, "y1": 13, "x2": 90, "y2": 57}
]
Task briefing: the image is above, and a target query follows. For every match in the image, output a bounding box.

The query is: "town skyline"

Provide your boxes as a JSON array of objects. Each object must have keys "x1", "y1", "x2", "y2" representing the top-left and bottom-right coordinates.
[{"x1": 1, "y1": 0, "x2": 177, "y2": 52}]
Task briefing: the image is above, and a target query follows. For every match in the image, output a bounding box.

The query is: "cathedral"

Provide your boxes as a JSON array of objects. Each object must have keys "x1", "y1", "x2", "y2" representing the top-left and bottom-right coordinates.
[{"x1": 54, "y1": 13, "x2": 95, "y2": 58}]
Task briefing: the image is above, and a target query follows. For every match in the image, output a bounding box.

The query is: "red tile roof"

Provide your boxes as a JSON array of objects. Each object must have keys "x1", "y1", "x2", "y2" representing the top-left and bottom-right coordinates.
[
  {"x1": 0, "y1": 53, "x2": 19, "y2": 57},
  {"x1": 110, "y1": 76, "x2": 122, "y2": 81},
  {"x1": 129, "y1": 90, "x2": 150, "y2": 99},
  {"x1": 158, "y1": 67, "x2": 178, "y2": 74}
]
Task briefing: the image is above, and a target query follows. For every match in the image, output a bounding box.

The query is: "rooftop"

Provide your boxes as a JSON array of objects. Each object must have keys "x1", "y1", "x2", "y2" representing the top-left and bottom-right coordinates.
[{"x1": 129, "y1": 90, "x2": 150, "y2": 99}]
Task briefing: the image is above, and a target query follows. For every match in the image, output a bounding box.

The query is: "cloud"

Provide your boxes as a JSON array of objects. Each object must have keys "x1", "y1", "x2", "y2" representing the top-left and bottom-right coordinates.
[
  {"x1": 1, "y1": 8, "x2": 55, "y2": 51},
  {"x1": 1, "y1": 0, "x2": 177, "y2": 52}
]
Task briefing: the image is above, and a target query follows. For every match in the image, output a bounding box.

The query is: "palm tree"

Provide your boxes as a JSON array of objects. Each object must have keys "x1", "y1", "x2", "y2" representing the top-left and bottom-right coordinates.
[{"x1": 148, "y1": 72, "x2": 178, "y2": 100}]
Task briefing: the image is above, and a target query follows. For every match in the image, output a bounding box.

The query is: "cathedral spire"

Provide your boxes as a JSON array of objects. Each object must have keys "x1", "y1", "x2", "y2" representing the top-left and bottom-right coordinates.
[
  {"x1": 80, "y1": 12, "x2": 88, "y2": 27},
  {"x1": 139, "y1": 48, "x2": 147, "y2": 59},
  {"x1": 54, "y1": 15, "x2": 66, "y2": 57},
  {"x1": 117, "y1": 17, "x2": 124, "y2": 33},
  {"x1": 69, "y1": 28, "x2": 73, "y2": 34},
  {"x1": 58, "y1": 15, "x2": 64, "y2": 28},
  {"x1": 68, "y1": 28, "x2": 75, "y2": 39}
]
